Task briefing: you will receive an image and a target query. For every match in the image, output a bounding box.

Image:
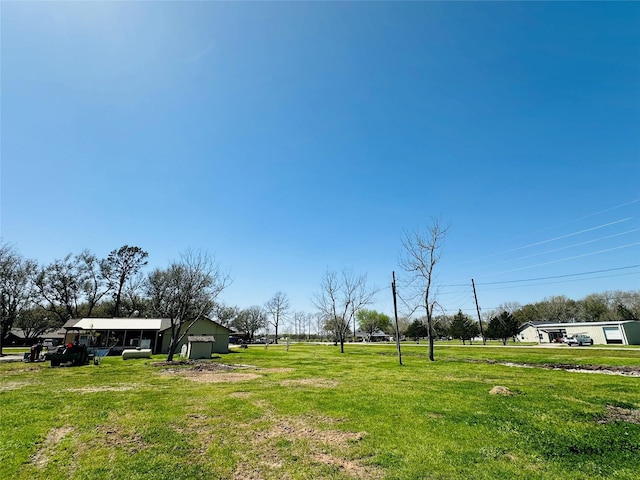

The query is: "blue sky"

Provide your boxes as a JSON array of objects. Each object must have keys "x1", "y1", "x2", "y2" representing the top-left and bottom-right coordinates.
[{"x1": 2, "y1": 2, "x2": 639, "y2": 320}]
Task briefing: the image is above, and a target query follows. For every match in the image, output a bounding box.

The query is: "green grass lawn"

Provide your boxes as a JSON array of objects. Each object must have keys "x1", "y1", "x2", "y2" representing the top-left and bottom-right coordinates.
[{"x1": 1, "y1": 344, "x2": 639, "y2": 479}]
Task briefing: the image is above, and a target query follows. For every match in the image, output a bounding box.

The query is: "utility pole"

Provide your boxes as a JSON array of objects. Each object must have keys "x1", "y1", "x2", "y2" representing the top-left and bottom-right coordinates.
[
  {"x1": 392, "y1": 271, "x2": 403, "y2": 366},
  {"x1": 471, "y1": 278, "x2": 486, "y2": 345}
]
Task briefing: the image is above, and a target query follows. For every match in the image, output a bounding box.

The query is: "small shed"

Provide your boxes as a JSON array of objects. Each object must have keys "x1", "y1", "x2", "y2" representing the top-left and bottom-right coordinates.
[{"x1": 187, "y1": 335, "x2": 215, "y2": 360}]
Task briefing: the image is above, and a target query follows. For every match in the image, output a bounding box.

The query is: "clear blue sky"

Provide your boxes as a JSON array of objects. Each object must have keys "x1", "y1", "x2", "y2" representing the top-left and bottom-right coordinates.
[{"x1": 2, "y1": 2, "x2": 639, "y2": 319}]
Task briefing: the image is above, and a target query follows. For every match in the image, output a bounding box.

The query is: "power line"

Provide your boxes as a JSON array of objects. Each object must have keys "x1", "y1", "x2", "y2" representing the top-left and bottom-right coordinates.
[
  {"x1": 450, "y1": 199, "x2": 640, "y2": 269},
  {"x1": 476, "y1": 264, "x2": 640, "y2": 286},
  {"x1": 475, "y1": 229, "x2": 639, "y2": 270},
  {"x1": 489, "y1": 242, "x2": 640, "y2": 277},
  {"x1": 477, "y1": 270, "x2": 640, "y2": 293}
]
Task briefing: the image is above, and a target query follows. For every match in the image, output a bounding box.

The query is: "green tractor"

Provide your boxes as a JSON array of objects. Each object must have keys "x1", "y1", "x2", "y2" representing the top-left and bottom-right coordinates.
[{"x1": 45, "y1": 343, "x2": 92, "y2": 367}]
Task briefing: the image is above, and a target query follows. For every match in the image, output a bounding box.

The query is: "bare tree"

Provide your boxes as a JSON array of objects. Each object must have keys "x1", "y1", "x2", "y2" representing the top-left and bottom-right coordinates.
[
  {"x1": 0, "y1": 242, "x2": 36, "y2": 355},
  {"x1": 292, "y1": 311, "x2": 307, "y2": 338},
  {"x1": 312, "y1": 268, "x2": 377, "y2": 353},
  {"x1": 146, "y1": 250, "x2": 229, "y2": 361},
  {"x1": 103, "y1": 245, "x2": 148, "y2": 317},
  {"x1": 265, "y1": 291, "x2": 289, "y2": 344},
  {"x1": 399, "y1": 220, "x2": 448, "y2": 361}
]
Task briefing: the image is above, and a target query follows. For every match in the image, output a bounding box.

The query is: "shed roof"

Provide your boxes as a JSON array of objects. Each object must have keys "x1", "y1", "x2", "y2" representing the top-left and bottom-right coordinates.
[{"x1": 188, "y1": 335, "x2": 215, "y2": 342}]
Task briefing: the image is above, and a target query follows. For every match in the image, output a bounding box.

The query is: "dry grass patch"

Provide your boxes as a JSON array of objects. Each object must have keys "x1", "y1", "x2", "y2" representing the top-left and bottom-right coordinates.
[
  {"x1": 229, "y1": 391, "x2": 253, "y2": 399},
  {"x1": 31, "y1": 425, "x2": 74, "y2": 468},
  {"x1": 260, "y1": 368, "x2": 295, "y2": 373},
  {"x1": 66, "y1": 384, "x2": 140, "y2": 393},
  {"x1": 279, "y1": 378, "x2": 338, "y2": 388},
  {"x1": 231, "y1": 415, "x2": 379, "y2": 479},
  {"x1": 0, "y1": 380, "x2": 31, "y2": 392},
  {"x1": 94, "y1": 423, "x2": 147, "y2": 455},
  {"x1": 182, "y1": 372, "x2": 262, "y2": 383},
  {"x1": 311, "y1": 452, "x2": 379, "y2": 479}
]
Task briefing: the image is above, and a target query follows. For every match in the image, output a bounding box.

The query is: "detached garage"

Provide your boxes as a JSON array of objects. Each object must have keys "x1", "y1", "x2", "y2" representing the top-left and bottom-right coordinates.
[{"x1": 519, "y1": 321, "x2": 640, "y2": 345}]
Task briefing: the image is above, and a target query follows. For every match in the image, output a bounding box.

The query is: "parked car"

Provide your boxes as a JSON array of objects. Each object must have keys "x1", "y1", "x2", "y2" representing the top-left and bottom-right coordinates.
[{"x1": 564, "y1": 334, "x2": 593, "y2": 346}]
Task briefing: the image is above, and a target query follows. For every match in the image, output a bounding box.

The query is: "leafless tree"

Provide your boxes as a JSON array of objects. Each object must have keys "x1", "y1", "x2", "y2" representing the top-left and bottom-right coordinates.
[
  {"x1": 265, "y1": 291, "x2": 289, "y2": 344},
  {"x1": 292, "y1": 311, "x2": 307, "y2": 337},
  {"x1": 146, "y1": 250, "x2": 229, "y2": 361},
  {"x1": 312, "y1": 268, "x2": 377, "y2": 353},
  {"x1": 399, "y1": 219, "x2": 448, "y2": 361},
  {"x1": 0, "y1": 242, "x2": 37, "y2": 355}
]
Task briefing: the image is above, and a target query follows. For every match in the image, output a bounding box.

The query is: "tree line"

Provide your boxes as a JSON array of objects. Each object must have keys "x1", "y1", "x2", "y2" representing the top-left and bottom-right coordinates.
[{"x1": 3, "y1": 223, "x2": 639, "y2": 359}]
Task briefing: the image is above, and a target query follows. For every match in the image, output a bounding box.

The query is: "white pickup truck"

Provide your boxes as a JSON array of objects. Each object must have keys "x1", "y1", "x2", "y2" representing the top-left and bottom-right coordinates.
[{"x1": 564, "y1": 334, "x2": 593, "y2": 346}]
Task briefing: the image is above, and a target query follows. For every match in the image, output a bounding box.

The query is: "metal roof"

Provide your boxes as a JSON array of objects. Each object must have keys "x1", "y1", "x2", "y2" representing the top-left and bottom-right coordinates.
[
  {"x1": 64, "y1": 318, "x2": 167, "y2": 330},
  {"x1": 522, "y1": 320, "x2": 639, "y2": 329}
]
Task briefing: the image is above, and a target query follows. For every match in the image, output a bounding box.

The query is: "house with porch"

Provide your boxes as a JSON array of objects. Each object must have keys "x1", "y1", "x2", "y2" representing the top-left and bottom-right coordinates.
[{"x1": 62, "y1": 317, "x2": 231, "y2": 355}]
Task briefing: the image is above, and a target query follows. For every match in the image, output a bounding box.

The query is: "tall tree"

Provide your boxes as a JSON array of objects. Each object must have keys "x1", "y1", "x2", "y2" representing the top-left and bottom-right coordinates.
[
  {"x1": 579, "y1": 293, "x2": 609, "y2": 322},
  {"x1": 15, "y1": 307, "x2": 57, "y2": 341},
  {"x1": 448, "y1": 310, "x2": 479, "y2": 345},
  {"x1": 103, "y1": 245, "x2": 148, "y2": 317},
  {"x1": 146, "y1": 250, "x2": 228, "y2": 361},
  {"x1": 232, "y1": 306, "x2": 266, "y2": 343},
  {"x1": 0, "y1": 243, "x2": 36, "y2": 355},
  {"x1": 405, "y1": 319, "x2": 428, "y2": 342},
  {"x1": 399, "y1": 219, "x2": 448, "y2": 361},
  {"x1": 312, "y1": 268, "x2": 376, "y2": 353},
  {"x1": 486, "y1": 311, "x2": 519, "y2": 345},
  {"x1": 356, "y1": 309, "x2": 391, "y2": 341},
  {"x1": 265, "y1": 291, "x2": 290, "y2": 345},
  {"x1": 35, "y1": 251, "x2": 108, "y2": 322},
  {"x1": 212, "y1": 303, "x2": 240, "y2": 328}
]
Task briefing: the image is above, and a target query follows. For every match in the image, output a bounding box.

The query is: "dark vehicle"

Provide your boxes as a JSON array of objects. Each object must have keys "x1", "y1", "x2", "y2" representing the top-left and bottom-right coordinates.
[{"x1": 45, "y1": 343, "x2": 91, "y2": 366}]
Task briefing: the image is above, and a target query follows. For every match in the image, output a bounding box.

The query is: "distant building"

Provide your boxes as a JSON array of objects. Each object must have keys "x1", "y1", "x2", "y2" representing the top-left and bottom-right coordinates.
[
  {"x1": 6, "y1": 328, "x2": 66, "y2": 347},
  {"x1": 354, "y1": 329, "x2": 392, "y2": 342},
  {"x1": 518, "y1": 321, "x2": 640, "y2": 345},
  {"x1": 61, "y1": 317, "x2": 231, "y2": 355}
]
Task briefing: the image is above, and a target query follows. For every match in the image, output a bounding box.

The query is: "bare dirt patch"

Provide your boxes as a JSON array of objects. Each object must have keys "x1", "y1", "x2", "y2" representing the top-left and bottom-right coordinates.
[
  {"x1": 232, "y1": 415, "x2": 379, "y2": 479},
  {"x1": 182, "y1": 372, "x2": 262, "y2": 383},
  {"x1": 279, "y1": 378, "x2": 338, "y2": 388},
  {"x1": 598, "y1": 405, "x2": 640, "y2": 424},
  {"x1": 153, "y1": 360, "x2": 239, "y2": 372},
  {"x1": 31, "y1": 425, "x2": 74, "y2": 468},
  {"x1": 483, "y1": 360, "x2": 640, "y2": 377},
  {"x1": 155, "y1": 361, "x2": 262, "y2": 383},
  {"x1": 94, "y1": 424, "x2": 147, "y2": 454}
]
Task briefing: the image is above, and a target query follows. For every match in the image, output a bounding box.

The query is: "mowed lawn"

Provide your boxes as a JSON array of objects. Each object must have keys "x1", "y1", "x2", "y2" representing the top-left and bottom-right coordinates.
[{"x1": 1, "y1": 344, "x2": 639, "y2": 480}]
